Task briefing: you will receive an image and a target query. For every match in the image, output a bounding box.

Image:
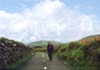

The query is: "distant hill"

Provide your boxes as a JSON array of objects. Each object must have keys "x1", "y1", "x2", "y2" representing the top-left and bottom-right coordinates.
[
  {"x1": 28, "y1": 40, "x2": 63, "y2": 47},
  {"x1": 79, "y1": 34, "x2": 100, "y2": 44}
]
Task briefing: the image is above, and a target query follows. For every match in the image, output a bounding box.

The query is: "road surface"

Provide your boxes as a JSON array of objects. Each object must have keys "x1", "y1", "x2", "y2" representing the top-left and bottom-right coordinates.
[{"x1": 18, "y1": 52, "x2": 70, "y2": 70}]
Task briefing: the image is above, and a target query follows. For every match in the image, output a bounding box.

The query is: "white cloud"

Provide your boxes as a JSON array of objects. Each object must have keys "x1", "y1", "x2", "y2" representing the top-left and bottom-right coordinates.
[{"x1": 0, "y1": 0, "x2": 99, "y2": 43}]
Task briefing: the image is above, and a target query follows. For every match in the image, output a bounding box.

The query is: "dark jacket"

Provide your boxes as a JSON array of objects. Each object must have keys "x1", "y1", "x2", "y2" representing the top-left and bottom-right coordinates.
[{"x1": 47, "y1": 43, "x2": 54, "y2": 54}]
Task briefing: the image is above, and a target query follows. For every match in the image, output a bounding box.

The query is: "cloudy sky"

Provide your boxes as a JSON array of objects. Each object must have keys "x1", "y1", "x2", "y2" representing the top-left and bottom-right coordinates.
[{"x1": 0, "y1": 0, "x2": 100, "y2": 43}]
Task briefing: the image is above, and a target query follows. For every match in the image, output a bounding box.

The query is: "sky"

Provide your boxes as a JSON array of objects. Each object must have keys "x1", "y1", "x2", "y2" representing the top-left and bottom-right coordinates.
[{"x1": 0, "y1": 0, "x2": 100, "y2": 43}]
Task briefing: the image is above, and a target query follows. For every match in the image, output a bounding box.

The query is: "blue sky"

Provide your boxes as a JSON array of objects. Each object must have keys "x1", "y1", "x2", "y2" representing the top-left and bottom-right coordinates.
[
  {"x1": 0, "y1": 0, "x2": 100, "y2": 15},
  {"x1": 0, "y1": 0, "x2": 100, "y2": 43},
  {"x1": 0, "y1": 0, "x2": 38, "y2": 12},
  {"x1": 63, "y1": 0, "x2": 100, "y2": 15}
]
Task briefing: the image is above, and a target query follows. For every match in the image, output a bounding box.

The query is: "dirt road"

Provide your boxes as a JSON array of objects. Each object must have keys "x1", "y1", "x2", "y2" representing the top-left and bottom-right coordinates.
[{"x1": 18, "y1": 52, "x2": 70, "y2": 70}]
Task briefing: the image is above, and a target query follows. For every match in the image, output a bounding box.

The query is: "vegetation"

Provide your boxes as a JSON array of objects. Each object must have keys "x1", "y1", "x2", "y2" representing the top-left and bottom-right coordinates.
[
  {"x1": 57, "y1": 35, "x2": 100, "y2": 70},
  {"x1": 1, "y1": 34, "x2": 100, "y2": 70},
  {"x1": 28, "y1": 40, "x2": 63, "y2": 47},
  {"x1": 32, "y1": 47, "x2": 47, "y2": 52},
  {"x1": 0, "y1": 37, "x2": 33, "y2": 69},
  {"x1": 28, "y1": 40, "x2": 63, "y2": 52}
]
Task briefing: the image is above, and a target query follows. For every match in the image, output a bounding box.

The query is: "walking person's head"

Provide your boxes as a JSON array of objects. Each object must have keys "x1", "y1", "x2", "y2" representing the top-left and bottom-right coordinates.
[{"x1": 47, "y1": 41, "x2": 54, "y2": 50}]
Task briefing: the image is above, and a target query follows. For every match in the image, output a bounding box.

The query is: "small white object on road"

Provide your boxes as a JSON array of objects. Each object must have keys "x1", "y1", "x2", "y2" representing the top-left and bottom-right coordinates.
[
  {"x1": 32, "y1": 53, "x2": 34, "y2": 56},
  {"x1": 44, "y1": 66, "x2": 47, "y2": 70},
  {"x1": 13, "y1": 44, "x2": 16, "y2": 46},
  {"x1": 42, "y1": 53, "x2": 45, "y2": 58}
]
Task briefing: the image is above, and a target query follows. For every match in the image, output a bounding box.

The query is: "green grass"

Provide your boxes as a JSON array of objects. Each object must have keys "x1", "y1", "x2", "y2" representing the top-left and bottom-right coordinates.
[
  {"x1": 33, "y1": 48, "x2": 47, "y2": 52},
  {"x1": 28, "y1": 40, "x2": 63, "y2": 47},
  {"x1": 56, "y1": 41, "x2": 100, "y2": 70}
]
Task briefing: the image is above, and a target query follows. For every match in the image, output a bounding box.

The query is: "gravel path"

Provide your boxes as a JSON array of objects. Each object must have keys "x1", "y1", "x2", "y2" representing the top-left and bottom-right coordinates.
[{"x1": 18, "y1": 52, "x2": 70, "y2": 70}]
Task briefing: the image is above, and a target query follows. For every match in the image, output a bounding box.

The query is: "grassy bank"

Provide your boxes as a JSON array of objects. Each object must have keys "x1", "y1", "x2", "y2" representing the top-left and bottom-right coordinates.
[
  {"x1": 57, "y1": 40, "x2": 100, "y2": 70},
  {"x1": 33, "y1": 48, "x2": 47, "y2": 52}
]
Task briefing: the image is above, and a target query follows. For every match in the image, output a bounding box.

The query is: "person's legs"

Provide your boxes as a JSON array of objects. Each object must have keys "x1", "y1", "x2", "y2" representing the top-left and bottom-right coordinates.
[
  {"x1": 48, "y1": 53, "x2": 52, "y2": 61},
  {"x1": 50, "y1": 54, "x2": 52, "y2": 61}
]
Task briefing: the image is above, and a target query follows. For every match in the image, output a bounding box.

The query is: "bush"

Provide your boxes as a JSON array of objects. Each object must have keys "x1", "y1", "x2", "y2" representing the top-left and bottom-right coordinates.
[{"x1": 57, "y1": 40, "x2": 100, "y2": 70}]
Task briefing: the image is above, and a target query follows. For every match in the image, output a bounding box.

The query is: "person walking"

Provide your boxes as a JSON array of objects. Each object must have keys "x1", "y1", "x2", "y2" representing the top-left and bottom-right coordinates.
[{"x1": 47, "y1": 42, "x2": 54, "y2": 61}]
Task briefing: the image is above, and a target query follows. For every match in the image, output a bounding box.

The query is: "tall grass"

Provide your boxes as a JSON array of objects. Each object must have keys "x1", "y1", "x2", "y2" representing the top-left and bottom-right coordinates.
[{"x1": 57, "y1": 40, "x2": 100, "y2": 70}]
